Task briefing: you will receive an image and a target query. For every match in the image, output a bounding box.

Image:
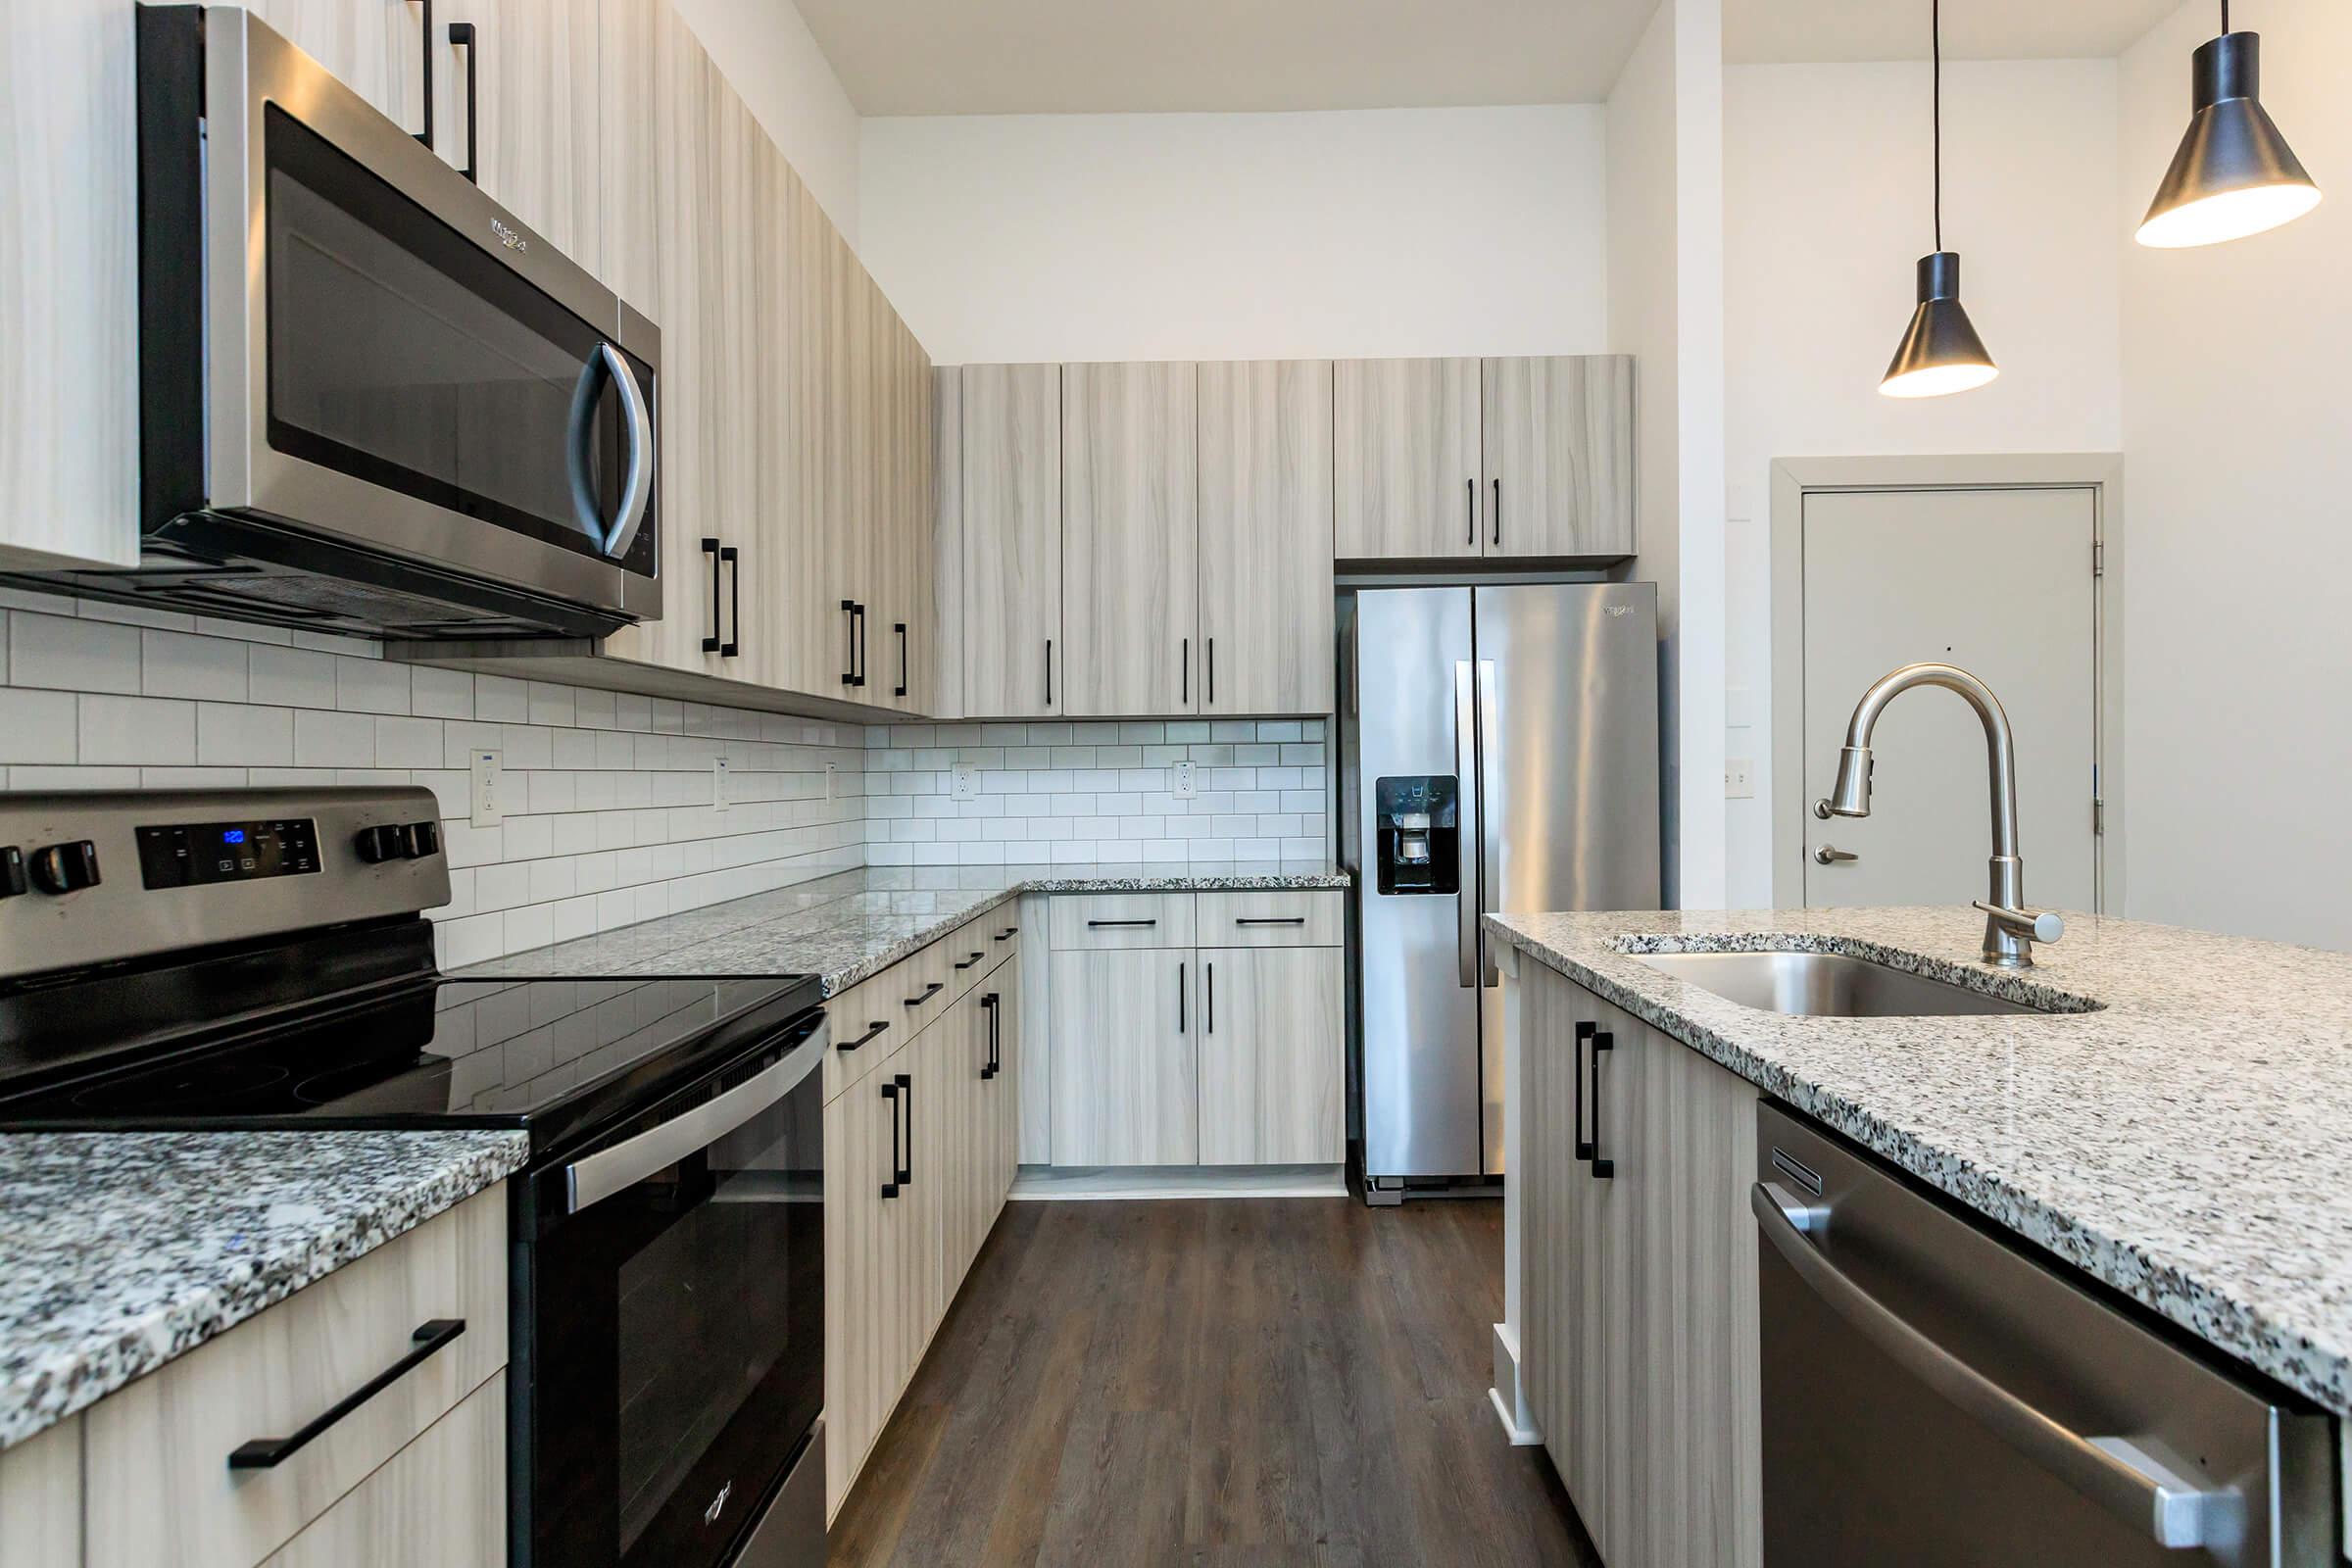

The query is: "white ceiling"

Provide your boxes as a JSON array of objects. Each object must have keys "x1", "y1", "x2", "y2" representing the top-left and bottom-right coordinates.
[
  {"x1": 796, "y1": 0, "x2": 2191, "y2": 119},
  {"x1": 1724, "y1": 0, "x2": 2186, "y2": 66},
  {"x1": 790, "y1": 0, "x2": 1664, "y2": 117}
]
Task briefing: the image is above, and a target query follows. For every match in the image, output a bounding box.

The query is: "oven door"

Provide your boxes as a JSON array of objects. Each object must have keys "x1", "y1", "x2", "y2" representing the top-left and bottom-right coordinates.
[
  {"x1": 189, "y1": 8, "x2": 660, "y2": 621},
  {"x1": 525, "y1": 1013, "x2": 825, "y2": 1568}
]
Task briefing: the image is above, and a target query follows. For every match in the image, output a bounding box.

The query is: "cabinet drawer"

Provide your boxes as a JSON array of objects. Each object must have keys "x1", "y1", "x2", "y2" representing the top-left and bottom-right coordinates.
[
  {"x1": 260, "y1": 1371, "x2": 505, "y2": 1568},
  {"x1": 86, "y1": 1185, "x2": 508, "y2": 1568},
  {"x1": 882, "y1": 939, "x2": 956, "y2": 1038},
  {"x1": 942, "y1": 920, "x2": 995, "y2": 1002},
  {"x1": 1046, "y1": 893, "x2": 1195, "y2": 951},
  {"x1": 825, "y1": 973, "x2": 900, "y2": 1103},
  {"x1": 981, "y1": 911, "x2": 1022, "y2": 978},
  {"x1": 1196, "y1": 889, "x2": 1343, "y2": 947}
]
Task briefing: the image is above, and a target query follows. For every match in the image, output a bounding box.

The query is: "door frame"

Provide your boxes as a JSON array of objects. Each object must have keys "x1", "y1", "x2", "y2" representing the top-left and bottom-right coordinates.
[{"x1": 1768, "y1": 454, "x2": 2126, "y2": 912}]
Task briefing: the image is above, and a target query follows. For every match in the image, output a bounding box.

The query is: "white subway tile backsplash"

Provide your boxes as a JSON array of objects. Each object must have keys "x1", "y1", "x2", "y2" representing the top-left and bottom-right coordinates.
[
  {"x1": 12, "y1": 612, "x2": 141, "y2": 694},
  {"x1": 334, "y1": 657, "x2": 411, "y2": 715},
  {"x1": 197, "y1": 702, "x2": 294, "y2": 766},
  {"x1": 80, "y1": 695, "x2": 196, "y2": 764},
  {"x1": 142, "y1": 629, "x2": 248, "y2": 701},
  {"x1": 250, "y1": 647, "x2": 338, "y2": 709},
  {"x1": 0, "y1": 689, "x2": 79, "y2": 763},
  {"x1": 410, "y1": 666, "x2": 474, "y2": 719}
]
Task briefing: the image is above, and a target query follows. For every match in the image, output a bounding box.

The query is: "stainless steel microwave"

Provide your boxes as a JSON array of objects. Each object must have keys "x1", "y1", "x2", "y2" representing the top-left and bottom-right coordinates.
[{"x1": 25, "y1": 6, "x2": 660, "y2": 640}]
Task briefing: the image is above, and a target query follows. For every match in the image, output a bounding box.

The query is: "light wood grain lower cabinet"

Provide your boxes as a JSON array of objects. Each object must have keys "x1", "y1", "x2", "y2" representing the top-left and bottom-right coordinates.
[
  {"x1": 986, "y1": 958, "x2": 1023, "y2": 1213},
  {"x1": 825, "y1": 1031, "x2": 917, "y2": 1519},
  {"x1": 1197, "y1": 947, "x2": 1343, "y2": 1165},
  {"x1": 1481, "y1": 355, "x2": 1636, "y2": 559},
  {"x1": 960, "y1": 365, "x2": 1062, "y2": 718},
  {"x1": 1198, "y1": 361, "x2": 1335, "y2": 716},
  {"x1": 1332, "y1": 357, "x2": 1482, "y2": 563},
  {"x1": 0, "y1": 1414, "x2": 81, "y2": 1568},
  {"x1": 0, "y1": 0, "x2": 139, "y2": 569},
  {"x1": 260, "y1": 1373, "x2": 504, "y2": 1568},
  {"x1": 1049, "y1": 949, "x2": 1198, "y2": 1166},
  {"x1": 932, "y1": 987, "x2": 989, "y2": 1298},
  {"x1": 1061, "y1": 362, "x2": 1200, "y2": 718}
]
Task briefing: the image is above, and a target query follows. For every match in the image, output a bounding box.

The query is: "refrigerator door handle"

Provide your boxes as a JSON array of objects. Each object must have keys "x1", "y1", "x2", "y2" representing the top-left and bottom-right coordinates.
[
  {"x1": 1477, "y1": 659, "x2": 1501, "y2": 987},
  {"x1": 1454, "y1": 660, "x2": 1479, "y2": 989}
]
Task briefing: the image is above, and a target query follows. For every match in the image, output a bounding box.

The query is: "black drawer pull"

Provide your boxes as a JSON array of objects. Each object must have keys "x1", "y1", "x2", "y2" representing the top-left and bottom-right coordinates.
[
  {"x1": 840, "y1": 1019, "x2": 890, "y2": 1053},
  {"x1": 905, "y1": 981, "x2": 945, "y2": 1006},
  {"x1": 228, "y1": 1319, "x2": 466, "y2": 1469},
  {"x1": 955, "y1": 951, "x2": 985, "y2": 970},
  {"x1": 1235, "y1": 916, "x2": 1307, "y2": 927},
  {"x1": 995, "y1": 926, "x2": 1018, "y2": 941},
  {"x1": 1087, "y1": 918, "x2": 1157, "y2": 929}
]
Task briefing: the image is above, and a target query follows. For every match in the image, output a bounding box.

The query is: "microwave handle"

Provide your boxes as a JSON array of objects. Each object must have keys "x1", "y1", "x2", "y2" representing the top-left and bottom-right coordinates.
[
  {"x1": 564, "y1": 343, "x2": 654, "y2": 562},
  {"x1": 563, "y1": 1024, "x2": 823, "y2": 1214}
]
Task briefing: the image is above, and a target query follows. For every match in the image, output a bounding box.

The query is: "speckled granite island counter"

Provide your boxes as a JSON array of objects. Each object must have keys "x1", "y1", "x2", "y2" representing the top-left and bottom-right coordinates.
[
  {"x1": 1484, "y1": 905, "x2": 2352, "y2": 1421},
  {"x1": 459, "y1": 862, "x2": 1348, "y2": 993},
  {"x1": 0, "y1": 1129, "x2": 526, "y2": 1450}
]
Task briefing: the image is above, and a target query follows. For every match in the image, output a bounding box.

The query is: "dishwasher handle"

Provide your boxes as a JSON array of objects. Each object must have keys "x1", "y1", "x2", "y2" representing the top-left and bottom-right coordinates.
[{"x1": 1751, "y1": 1182, "x2": 2234, "y2": 1551}]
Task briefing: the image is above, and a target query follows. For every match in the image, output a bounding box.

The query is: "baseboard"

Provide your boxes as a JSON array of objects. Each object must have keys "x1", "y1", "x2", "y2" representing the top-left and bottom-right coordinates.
[
  {"x1": 1489, "y1": 1322, "x2": 1543, "y2": 1446},
  {"x1": 1008, "y1": 1163, "x2": 1348, "y2": 1201}
]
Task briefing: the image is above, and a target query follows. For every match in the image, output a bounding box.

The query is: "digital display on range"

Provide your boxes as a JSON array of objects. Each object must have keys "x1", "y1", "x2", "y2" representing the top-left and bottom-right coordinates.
[{"x1": 135, "y1": 819, "x2": 319, "y2": 889}]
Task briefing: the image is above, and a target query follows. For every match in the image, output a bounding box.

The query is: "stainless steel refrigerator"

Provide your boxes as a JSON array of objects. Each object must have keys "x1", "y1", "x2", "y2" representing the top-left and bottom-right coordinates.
[{"x1": 1341, "y1": 583, "x2": 1660, "y2": 1202}]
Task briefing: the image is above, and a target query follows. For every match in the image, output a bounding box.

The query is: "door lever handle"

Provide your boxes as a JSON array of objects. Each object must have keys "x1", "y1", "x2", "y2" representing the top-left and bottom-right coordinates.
[{"x1": 1813, "y1": 845, "x2": 1859, "y2": 865}]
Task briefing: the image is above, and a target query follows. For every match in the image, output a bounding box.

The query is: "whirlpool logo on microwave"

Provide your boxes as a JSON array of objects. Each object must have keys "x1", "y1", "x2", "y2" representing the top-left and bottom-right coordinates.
[{"x1": 491, "y1": 218, "x2": 527, "y2": 253}]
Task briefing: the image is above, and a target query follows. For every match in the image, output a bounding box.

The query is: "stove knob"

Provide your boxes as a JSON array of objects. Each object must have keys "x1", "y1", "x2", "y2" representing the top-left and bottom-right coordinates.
[
  {"x1": 28, "y1": 841, "x2": 101, "y2": 895},
  {"x1": 400, "y1": 820, "x2": 441, "y2": 859},
  {"x1": 0, "y1": 846, "x2": 25, "y2": 899},
  {"x1": 355, "y1": 824, "x2": 403, "y2": 864}
]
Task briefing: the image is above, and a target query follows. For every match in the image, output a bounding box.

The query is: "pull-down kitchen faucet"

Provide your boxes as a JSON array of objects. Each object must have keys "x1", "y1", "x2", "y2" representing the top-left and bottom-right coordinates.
[{"x1": 1819, "y1": 662, "x2": 2063, "y2": 968}]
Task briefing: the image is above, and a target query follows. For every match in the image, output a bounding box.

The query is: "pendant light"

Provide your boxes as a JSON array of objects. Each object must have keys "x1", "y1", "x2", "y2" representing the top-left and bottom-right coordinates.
[
  {"x1": 2136, "y1": 1, "x2": 2322, "y2": 248},
  {"x1": 1881, "y1": 0, "x2": 1997, "y2": 399}
]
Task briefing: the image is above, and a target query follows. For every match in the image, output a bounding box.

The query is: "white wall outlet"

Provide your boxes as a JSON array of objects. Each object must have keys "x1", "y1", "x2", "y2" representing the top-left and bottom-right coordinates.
[
  {"x1": 1724, "y1": 757, "x2": 1756, "y2": 800},
  {"x1": 824, "y1": 762, "x2": 838, "y2": 801},
  {"x1": 469, "y1": 750, "x2": 505, "y2": 826},
  {"x1": 1171, "y1": 760, "x2": 1199, "y2": 801},
  {"x1": 951, "y1": 761, "x2": 981, "y2": 802},
  {"x1": 712, "y1": 757, "x2": 731, "y2": 812}
]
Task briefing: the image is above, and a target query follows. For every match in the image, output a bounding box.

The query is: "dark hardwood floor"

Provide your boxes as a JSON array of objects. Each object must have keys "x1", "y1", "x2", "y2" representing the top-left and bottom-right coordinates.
[{"x1": 828, "y1": 1196, "x2": 1600, "y2": 1567}]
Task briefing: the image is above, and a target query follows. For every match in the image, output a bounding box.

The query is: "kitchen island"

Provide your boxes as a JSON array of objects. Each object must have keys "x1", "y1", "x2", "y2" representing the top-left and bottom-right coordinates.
[{"x1": 1484, "y1": 905, "x2": 2352, "y2": 1567}]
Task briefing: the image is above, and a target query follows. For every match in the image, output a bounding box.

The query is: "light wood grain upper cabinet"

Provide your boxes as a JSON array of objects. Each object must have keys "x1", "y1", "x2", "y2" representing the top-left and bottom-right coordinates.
[
  {"x1": 1482, "y1": 355, "x2": 1636, "y2": 559},
  {"x1": 960, "y1": 365, "x2": 1062, "y2": 718},
  {"x1": 760, "y1": 168, "x2": 837, "y2": 699},
  {"x1": 823, "y1": 227, "x2": 877, "y2": 701},
  {"x1": 1198, "y1": 361, "x2": 1335, "y2": 715},
  {"x1": 595, "y1": 0, "x2": 660, "y2": 314},
  {"x1": 2, "y1": 0, "x2": 138, "y2": 569},
  {"x1": 930, "y1": 368, "x2": 965, "y2": 720},
  {"x1": 1061, "y1": 362, "x2": 1200, "y2": 717},
  {"x1": 435, "y1": 0, "x2": 599, "y2": 270},
  {"x1": 747, "y1": 122, "x2": 809, "y2": 695},
  {"x1": 869, "y1": 302, "x2": 933, "y2": 713},
  {"x1": 246, "y1": 0, "x2": 429, "y2": 128},
  {"x1": 1333, "y1": 357, "x2": 1482, "y2": 562}
]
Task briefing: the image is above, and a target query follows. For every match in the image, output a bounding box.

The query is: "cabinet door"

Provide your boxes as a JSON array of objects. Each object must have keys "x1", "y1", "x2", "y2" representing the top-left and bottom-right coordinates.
[
  {"x1": 959, "y1": 365, "x2": 1062, "y2": 717},
  {"x1": 870, "y1": 301, "x2": 932, "y2": 713},
  {"x1": 1049, "y1": 950, "x2": 1197, "y2": 1166},
  {"x1": 247, "y1": 0, "x2": 428, "y2": 127},
  {"x1": 824, "y1": 1037, "x2": 917, "y2": 1517},
  {"x1": 1518, "y1": 966, "x2": 1582, "y2": 1502},
  {"x1": 1197, "y1": 947, "x2": 1343, "y2": 1164},
  {"x1": 824, "y1": 227, "x2": 877, "y2": 703},
  {"x1": 596, "y1": 0, "x2": 660, "y2": 314},
  {"x1": 1481, "y1": 356, "x2": 1636, "y2": 559},
  {"x1": 1332, "y1": 358, "x2": 1481, "y2": 561},
  {"x1": 1198, "y1": 362, "x2": 1335, "y2": 716},
  {"x1": 1061, "y1": 362, "x2": 1200, "y2": 717},
  {"x1": 0, "y1": 0, "x2": 139, "y2": 569},
  {"x1": 932, "y1": 988, "x2": 987, "y2": 1297},
  {"x1": 749, "y1": 130, "x2": 813, "y2": 694},
  {"x1": 437, "y1": 0, "x2": 598, "y2": 270},
  {"x1": 260, "y1": 1374, "x2": 504, "y2": 1568},
  {"x1": 989, "y1": 960, "x2": 1023, "y2": 1215},
  {"x1": 930, "y1": 367, "x2": 965, "y2": 720}
]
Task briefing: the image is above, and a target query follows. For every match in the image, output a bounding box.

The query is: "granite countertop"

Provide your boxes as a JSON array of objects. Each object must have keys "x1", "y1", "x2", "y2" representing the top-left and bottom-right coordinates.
[
  {"x1": 0, "y1": 1130, "x2": 527, "y2": 1451},
  {"x1": 1484, "y1": 905, "x2": 2352, "y2": 1420},
  {"x1": 461, "y1": 862, "x2": 1350, "y2": 995}
]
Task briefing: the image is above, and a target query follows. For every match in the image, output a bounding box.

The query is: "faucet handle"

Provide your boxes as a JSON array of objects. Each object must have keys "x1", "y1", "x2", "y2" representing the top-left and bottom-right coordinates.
[{"x1": 1973, "y1": 901, "x2": 2064, "y2": 945}]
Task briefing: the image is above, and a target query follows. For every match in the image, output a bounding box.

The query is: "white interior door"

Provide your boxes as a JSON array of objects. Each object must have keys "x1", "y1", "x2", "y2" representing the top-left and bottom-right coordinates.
[{"x1": 1800, "y1": 487, "x2": 2098, "y2": 911}]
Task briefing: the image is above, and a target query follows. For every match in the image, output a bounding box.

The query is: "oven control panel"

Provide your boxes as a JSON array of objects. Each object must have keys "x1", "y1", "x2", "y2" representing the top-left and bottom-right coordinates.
[{"x1": 136, "y1": 818, "x2": 321, "y2": 888}]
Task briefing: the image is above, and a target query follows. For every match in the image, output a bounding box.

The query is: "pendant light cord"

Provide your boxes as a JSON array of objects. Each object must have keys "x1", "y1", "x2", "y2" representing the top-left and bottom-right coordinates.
[
  {"x1": 2221, "y1": 0, "x2": 2230, "y2": 31},
  {"x1": 1932, "y1": 0, "x2": 1943, "y2": 252}
]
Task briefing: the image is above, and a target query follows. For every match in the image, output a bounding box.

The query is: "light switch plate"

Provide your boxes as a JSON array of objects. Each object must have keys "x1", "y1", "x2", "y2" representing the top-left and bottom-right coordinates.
[
  {"x1": 952, "y1": 762, "x2": 980, "y2": 802},
  {"x1": 1171, "y1": 760, "x2": 1199, "y2": 800},
  {"x1": 1725, "y1": 757, "x2": 1756, "y2": 799},
  {"x1": 824, "y1": 762, "x2": 838, "y2": 801},
  {"x1": 469, "y1": 750, "x2": 504, "y2": 826},
  {"x1": 712, "y1": 757, "x2": 731, "y2": 812}
]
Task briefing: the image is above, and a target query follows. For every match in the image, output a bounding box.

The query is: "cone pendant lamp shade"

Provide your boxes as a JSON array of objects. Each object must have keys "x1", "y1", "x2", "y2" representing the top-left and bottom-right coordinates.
[
  {"x1": 1881, "y1": 252, "x2": 1998, "y2": 398},
  {"x1": 2137, "y1": 32, "x2": 2321, "y2": 248}
]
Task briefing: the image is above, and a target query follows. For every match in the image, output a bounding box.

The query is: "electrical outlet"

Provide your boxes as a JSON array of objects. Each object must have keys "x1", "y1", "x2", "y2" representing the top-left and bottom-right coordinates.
[
  {"x1": 951, "y1": 762, "x2": 980, "y2": 802},
  {"x1": 469, "y1": 750, "x2": 505, "y2": 826},
  {"x1": 712, "y1": 757, "x2": 731, "y2": 812},
  {"x1": 1171, "y1": 760, "x2": 1199, "y2": 801},
  {"x1": 1724, "y1": 757, "x2": 1756, "y2": 800},
  {"x1": 823, "y1": 762, "x2": 838, "y2": 801}
]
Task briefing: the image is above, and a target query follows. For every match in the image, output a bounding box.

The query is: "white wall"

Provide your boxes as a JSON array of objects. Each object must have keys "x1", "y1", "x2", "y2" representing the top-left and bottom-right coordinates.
[
  {"x1": 857, "y1": 107, "x2": 1608, "y2": 365},
  {"x1": 2118, "y1": 0, "x2": 2352, "y2": 949},
  {"x1": 673, "y1": 0, "x2": 863, "y2": 244},
  {"x1": 1720, "y1": 58, "x2": 2125, "y2": 905}
]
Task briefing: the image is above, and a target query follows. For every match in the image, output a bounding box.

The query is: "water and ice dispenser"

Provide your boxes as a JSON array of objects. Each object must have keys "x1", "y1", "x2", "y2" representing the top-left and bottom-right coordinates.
[{"x1": 1373, "y1": 776, "x2": 1459, "y2": 895}]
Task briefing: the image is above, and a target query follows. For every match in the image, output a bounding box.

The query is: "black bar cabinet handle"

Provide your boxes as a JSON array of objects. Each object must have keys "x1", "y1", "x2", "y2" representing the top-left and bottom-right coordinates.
[
  {"x1": 1491, "y1": 476, "x2": 1500, "y2": 546},
  {"x1": 1465, "y1": 477, "x2": 1474, "y2": 545},
  {"x1": 228, "y1": 1319, "x2": 466, "y2": 1469},
  {"x1": 704, "y1": 540, "x2": 724, "y2": 654},
  {"x1": 1590, "y1": 1029, "x2": 1614, "y2": 1179},
  {"x1": 841, "y1": 600, "x2": 858, "y2": 685},
  {"x1": 1044, "y1": 639, "x2": 1054, "y2": 708},
  {"x1": 1235, "y1": 916, "x2": 1306, "y2": 927},
  {"x1": 896, "y1": 1072, "x2": 913, "y2": 1186},
  {"x1": 411, "y1": 0, "x2": 432, "y2": 149},
  {"x1": 1206, "y1": 637, "x2": 1215, "y2": 705},
  {"x1": 879, "y1": 1080, "x2": 900, "y2": 1199},
  {"x1": 895, "y1": 623, "x2": 908, "y2": 698},
  {"x1": 1181, "y1": 637, "x2": 1189, "y2": 704},
  {"x1": 840, "y1": 1019, "x2": 889, "y2": 1053},
  {"x1": 1088, "y1": 918, "x2": 1156, "y2": 929},
  {"x1": 955, "y1": 951, "x2": 984, "y2": 971},
  {"x1": 1573, "y1": 1020, "x2": 1594, "y2": 1162},
  {"x1": 1206, "y1": 961, "x2": 1214, "y2": 1035},
  {"x1": 855, "y1": 604, "x2": 868, "y2": 687},
  {"x1": 1178, "y1": 960, "x2": 1186, "y2": 1035},
  {"x1": 718, "y1": 545, "x2": 740, "y2": 658},
  {"x1": 979, "y1": 994, "x2": 999, "y2": 1079},
  {"x1": 904, "y1": 980, "x2": 944, "y2": 1007},
  {"x1": 447, "y1": 21, "x2": 477, "y2": 183},
  {"x1": 989, "y1": 995, "x2": 1002, "y2": 1075}
]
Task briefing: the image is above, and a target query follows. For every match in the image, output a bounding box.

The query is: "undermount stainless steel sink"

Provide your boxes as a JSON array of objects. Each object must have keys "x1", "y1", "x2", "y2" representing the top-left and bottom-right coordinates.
[{"x1": 1631, "y1": 949, "x2": 2044, "y2": 1017}]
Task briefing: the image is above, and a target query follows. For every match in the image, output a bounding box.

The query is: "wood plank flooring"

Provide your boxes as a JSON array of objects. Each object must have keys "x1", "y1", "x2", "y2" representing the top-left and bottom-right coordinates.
[{"x1": 829, "y1": 1197, "x2": 1599, "y2": 1567}]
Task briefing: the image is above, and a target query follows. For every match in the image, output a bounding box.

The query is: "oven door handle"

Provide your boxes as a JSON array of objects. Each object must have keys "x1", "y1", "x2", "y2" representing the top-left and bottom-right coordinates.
[
  {"x1": 564, "y1": 1027, "x2": 824, "y2": 1215},
  {"x1": 565, "y1": 343, "x2": 655, "y2": 563},
  {"x1": 1751, "y1": 1182, "x2": 2231, "y2": 1549}
]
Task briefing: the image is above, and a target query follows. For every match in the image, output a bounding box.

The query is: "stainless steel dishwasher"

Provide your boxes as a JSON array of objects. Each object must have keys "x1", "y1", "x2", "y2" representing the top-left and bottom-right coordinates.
[{"x1": 1754, "y1": 1102, "x2": 2338, "y2": 1566}]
